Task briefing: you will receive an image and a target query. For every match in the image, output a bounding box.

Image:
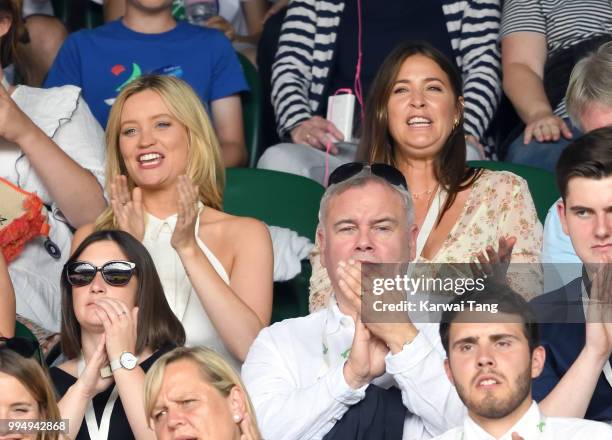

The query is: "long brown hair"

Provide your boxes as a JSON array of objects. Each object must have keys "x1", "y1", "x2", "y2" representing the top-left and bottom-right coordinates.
[
  {"x1": 0, "y1": 350, "x2": 61, "y2": 440},
  {"x1": 357, "y1": 41, "x2": 481, "y2": 223},
  {"x1": 0, "y1": 0, "x2": 27, "y2": 68},
  {"x1": 60, "y1": 230, "x2": 186, "y2": 359}
]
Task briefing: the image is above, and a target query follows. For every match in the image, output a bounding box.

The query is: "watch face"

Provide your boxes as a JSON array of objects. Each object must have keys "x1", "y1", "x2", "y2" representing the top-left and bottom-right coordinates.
[{"x1": 120, "y1": 352, "x2": 138, "y2": 370}]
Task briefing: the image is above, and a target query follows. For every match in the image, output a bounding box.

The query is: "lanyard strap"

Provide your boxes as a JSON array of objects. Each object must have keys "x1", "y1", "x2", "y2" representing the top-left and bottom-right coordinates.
[
  {"x1": 415, "y1": 187, "x2": 445, "y2": 259},
  {"x1": 580, "y1": 281, "x2": 612, "y2": 389},
  {"x1": 77, "y1": 357, "x2": 119, "y2": 440}
]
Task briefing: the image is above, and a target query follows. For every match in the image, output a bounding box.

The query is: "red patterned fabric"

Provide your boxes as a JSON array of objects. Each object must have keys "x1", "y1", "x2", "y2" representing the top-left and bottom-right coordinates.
[{"x1": 0, "y1": 193, "x2": 48, "y2": 262}]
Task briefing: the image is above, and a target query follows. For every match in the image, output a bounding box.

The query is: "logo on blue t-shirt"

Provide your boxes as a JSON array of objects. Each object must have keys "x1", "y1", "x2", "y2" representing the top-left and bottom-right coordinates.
[{"x1": 104, "y1": 63, "x2": 184, "y2": 106}]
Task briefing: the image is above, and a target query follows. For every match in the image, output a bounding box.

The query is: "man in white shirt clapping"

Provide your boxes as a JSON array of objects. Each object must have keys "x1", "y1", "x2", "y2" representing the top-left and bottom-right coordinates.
[{"x1": 242, "y1": 162, "x2": 466, "y2": 440}]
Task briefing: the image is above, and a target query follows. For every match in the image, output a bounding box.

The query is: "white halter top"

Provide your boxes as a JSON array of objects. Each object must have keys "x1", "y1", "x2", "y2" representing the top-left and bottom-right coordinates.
[{"x1": 142, "y1": 204, "x2": 238, "y2": 368}]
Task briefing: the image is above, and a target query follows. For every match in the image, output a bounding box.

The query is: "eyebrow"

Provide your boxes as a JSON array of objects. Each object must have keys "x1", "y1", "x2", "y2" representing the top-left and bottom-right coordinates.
[
  {"x1": 120, "y1": 113, "x2": 173, "y2": 126},
  {"x1": 332, "y1": 217, "x2": 398, "y2": 228},
  {"x1": 10, "y1": 402, "x2": 33, "y2": 408},
  {"x1": 393, "y1": 77, "x2": 445, "y2": 85},
  {"x1": 451, "y1": 333, "x2": 519, "y2": 349}
]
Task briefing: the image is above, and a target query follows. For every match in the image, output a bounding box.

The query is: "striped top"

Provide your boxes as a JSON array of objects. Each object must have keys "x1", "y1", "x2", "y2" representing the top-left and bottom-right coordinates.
[
  {"x1": 271, "y1": 0, "x2": 502, "y2": 144},
  {"x1": 501, "y1": 0, "x2": 612, "y2": 117},
  {"x1": 501, "y1": 0, "x2": 612, "y2": 54}
]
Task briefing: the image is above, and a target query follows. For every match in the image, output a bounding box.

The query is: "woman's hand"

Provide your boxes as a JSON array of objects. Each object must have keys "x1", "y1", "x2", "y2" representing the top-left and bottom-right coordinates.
[
  {"x1": 238, "y1": 412, "x2": 261, "y2": 440},
  {"x1": 0, "y1": 82, "x2": 37, "y2": 145},
  {"x1": 111, "y1": 175, "x2": 145, "y2": 241},
  {"x1": 75, "y1": 334, "x2": 114, "y2": 399},
  {"x1": 523, "y1": 112, "x2": 573, "y2": 144},
  {"x1": 290, "y1": 116, "x2": 344, "y2": 152},
  {"x1": 470, "y1": 236, "x2": 516, "y2": 284},
  {"x1": 206, "y1": 15, "x2": 236, "y2": 41},
  {"x1": 93, "y1": 297, "x2": 138, "y2": 362},
  {"x1": 171, "y1": 175, "x2": 200, "y2": 253}
]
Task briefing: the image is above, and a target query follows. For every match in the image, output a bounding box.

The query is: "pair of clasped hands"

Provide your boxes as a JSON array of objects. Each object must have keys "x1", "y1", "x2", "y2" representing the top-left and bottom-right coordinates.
[{"x1": 337, "y1": 237, "x2": 517, "y2": 391}]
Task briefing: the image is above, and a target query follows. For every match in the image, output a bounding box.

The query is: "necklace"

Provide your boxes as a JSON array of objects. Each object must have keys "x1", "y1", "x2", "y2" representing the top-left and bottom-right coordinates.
[{"x1": 411, "y1": 184, "x2": 439, "y2": 200}]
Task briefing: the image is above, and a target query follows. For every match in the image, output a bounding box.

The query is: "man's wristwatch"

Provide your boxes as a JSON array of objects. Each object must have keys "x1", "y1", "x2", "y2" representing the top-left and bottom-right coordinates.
[{"x1": 110, "y1": 351, "x2": 138, "y2": 372}]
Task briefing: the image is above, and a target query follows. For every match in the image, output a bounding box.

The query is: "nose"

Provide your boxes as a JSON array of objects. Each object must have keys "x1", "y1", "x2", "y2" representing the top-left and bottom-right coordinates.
[
  {"x1": 139, "y1": 126, "x2": 155, "y2": 148},
  {"x1": 594, "y1": 212, "x2": 611, "y2": 240},
  {"x1": 476, "y1": 345, "x2": 496, "y2": 369},
  {"x1": 166, "y1": 407, "x2": 186, "y2": 431},
  {"x1": 354, "y1": 228, "x2": 374, "y2": 253},
  {"x1": 409, "y1": 89, "x2": 425, "y2": 108},
  {"x1": 89, "y1": 270, "x2": 106, "y2": 294}
]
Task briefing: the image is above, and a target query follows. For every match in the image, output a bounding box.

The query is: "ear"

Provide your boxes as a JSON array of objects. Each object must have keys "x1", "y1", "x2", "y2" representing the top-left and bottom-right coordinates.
[
  {"x1": 443, "y1": 358, "x2": 455, "y2": 386},
  {"x1": 556, "y1": 199, "x2": 570, "y2": 236},
  {"x1": 456, "y1": 96, "x2": 465, "y2": 119},
  {"x1": 530, "y1": 346, "x2": 546, "y2": 379},
  {"x1": 317, "y1": 226, "x2": 327, "y2": 269},
  {"x1": 0, "y1": 14, "x2": 11, "y2": 39},
  {"x1": 227, "y1": 386, "x2": 247, "y2": 421}
]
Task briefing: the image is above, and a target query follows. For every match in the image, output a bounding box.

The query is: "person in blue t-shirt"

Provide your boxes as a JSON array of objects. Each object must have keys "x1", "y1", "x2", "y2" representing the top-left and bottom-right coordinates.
[
  {"x1": 530, "y1": 128, "x2": 612, "y2": 423},
  {"x1": 44, "y1": 0, "x2": 249, "y2": 167}
]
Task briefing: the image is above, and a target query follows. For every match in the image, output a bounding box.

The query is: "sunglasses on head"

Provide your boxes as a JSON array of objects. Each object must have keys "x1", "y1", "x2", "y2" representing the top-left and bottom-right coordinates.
[
  {"x1": 0, "y1": 336, "x2": 40, "y2": 359},
  {"x1": 65, "y1": 260, "x2": 137, "y2": 287},
  {"x1": 328, "y1": 162, "x2": 408, "y2": 190}
]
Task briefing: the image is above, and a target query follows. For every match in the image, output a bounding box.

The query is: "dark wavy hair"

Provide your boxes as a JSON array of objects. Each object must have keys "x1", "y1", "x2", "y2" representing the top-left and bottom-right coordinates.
[
  {"x1": 0, "y1": 0, "x2": 27, "y2": 68},
  {"x1": 357, "y1": 41, "x2": 481, "y2": 223},
  {"x1": 60, "y1": 230, "x2": 186, "y2": 359}
]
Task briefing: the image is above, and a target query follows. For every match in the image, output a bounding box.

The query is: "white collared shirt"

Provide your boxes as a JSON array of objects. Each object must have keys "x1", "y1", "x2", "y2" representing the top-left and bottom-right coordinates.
[
  {"x1": 242, "y1": 297, "x2": 466, "y2": 440},
  {"x1": 432, "y1": 401, "x2": 612, "y2": 440}
]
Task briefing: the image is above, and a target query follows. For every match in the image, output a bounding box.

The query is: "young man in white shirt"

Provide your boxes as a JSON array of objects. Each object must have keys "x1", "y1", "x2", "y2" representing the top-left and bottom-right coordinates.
[
  {"x1": 242, "y1": 162, "x2": 466, "y2": 440},
  {"x1": 434, "y1": 283, "x2": 612, "y2": 440}
]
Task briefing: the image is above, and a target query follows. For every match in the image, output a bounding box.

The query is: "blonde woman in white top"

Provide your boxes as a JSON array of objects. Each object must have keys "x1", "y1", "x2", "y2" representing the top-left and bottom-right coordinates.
[{"x1": 73, "y1": 75, "x2": 273, "y2": 365}]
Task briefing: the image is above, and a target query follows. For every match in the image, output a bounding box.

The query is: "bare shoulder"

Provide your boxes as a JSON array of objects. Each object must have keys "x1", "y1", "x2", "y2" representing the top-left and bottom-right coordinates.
[
  {"x1": 71, "y1": 223, "x2": 96, "y2": 252},
  {"x1": 200, "y1": 208, "x2": 270, "y2": 244}
]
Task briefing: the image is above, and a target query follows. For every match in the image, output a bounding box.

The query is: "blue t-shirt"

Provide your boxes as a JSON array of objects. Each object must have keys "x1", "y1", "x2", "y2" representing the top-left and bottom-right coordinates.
[{"x1": 44, "y1": 20, "x2": 248, "y2": 127}]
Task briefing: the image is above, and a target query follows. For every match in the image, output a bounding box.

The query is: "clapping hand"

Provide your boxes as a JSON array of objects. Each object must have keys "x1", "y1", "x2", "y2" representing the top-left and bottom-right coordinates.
[
  {"x1": 585, "y1": 255, "x2": 612, "y2": 360},
  {"x1": 110, "y1": 175, "x2": 145, "y2": 241},
  {"x1": 470, "y1": 236, "x2": 516, "y2": 284},
  {"x1": 76, "y1": 334, "x2": 114, "y2": 399},
  {"x1": 238, "y1": 412, "x2": 261, "y2": 440},
  {"x1": 170, "y1": 175, "x2": 200, "y2": 253},
  {"x1": 343, "y1": 314, "x2": 388, "y2": 389},
  {"x1": 93, "y1": 297, "x2": 138, "y2": 363}
]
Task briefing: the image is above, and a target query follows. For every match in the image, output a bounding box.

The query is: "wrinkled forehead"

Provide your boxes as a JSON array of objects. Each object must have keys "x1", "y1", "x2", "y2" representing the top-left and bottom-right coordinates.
[{"x1": 325, "y1": 181, "x2": 407, "y2": 224}]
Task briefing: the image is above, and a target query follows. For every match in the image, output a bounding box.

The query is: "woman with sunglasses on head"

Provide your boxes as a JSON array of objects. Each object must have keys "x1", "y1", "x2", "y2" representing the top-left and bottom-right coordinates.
[
  {"x1": 73, "y1": 75, "x2": 273, "y2": 367},
  {"x1": 50, "y1": 230, "x2": 185, "y2": 440},
  {"x1": 309, "y1": 42, "x2": 543, "y2": 310},
  {"x1": 0, "y1": 349, "x2": 64, "y2": 440},
  {"x1": 0, "y1": 0, "x2": 105, "y2": 341}
]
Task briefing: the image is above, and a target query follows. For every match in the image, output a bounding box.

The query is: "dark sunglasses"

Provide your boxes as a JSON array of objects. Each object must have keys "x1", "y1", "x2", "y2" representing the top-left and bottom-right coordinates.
[
  {"x1": 0, "y1": 336, "x2": 40, "y2": 359},
  {"x1": 65, "y1": 260, "x2": 137, "y2": 287},
  {"x1": 328, "y1": 162, "x2": 408, "y2": 190}
]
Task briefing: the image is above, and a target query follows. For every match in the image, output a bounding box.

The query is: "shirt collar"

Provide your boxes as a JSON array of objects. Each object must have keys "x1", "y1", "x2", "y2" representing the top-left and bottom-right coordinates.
[
  {"x1": 145, "y1": 211, "x2": 178, "y2": 241},
  {"x1": 463, "y1": 401, "x2": 544, "y2": 440}
]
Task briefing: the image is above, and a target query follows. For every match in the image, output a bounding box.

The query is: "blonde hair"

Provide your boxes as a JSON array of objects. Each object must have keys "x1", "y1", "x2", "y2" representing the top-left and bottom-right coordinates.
[
  {"x1": 0, "y1": 350, "x2": 61, "y2": 440},
  {"x1": 95, "y1": 75, "x2": 225, "y2": 231},
  {"x1": 144, "y1": 347, "x2": 261, "y2": 436}
]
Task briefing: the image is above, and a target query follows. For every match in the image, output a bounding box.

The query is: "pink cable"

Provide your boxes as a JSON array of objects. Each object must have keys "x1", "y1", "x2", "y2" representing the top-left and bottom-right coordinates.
[{"x1": 323, "y1": 0, "x2": 364, "y2": 186}]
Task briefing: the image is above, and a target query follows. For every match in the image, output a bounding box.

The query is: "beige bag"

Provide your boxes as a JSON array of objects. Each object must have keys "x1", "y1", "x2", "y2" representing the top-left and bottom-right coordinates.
[{"x1": 0, "y1": 177, "x2": 50, "y2": 262}]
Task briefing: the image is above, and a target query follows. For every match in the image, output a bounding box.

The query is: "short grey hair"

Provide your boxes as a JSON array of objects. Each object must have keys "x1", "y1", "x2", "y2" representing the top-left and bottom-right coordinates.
[
  {"x1": 566, "y1": 41, "x2": 612, "y2": 130},
  {"x1": 318, "y1": 170, "x2": 415, "y2": 231}
]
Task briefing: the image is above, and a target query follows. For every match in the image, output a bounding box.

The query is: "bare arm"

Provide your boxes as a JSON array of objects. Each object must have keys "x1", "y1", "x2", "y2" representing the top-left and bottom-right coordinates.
[
  {"x1": 539, "y1": 345, "x2": 608, "y2": 417},
  {"x1": 236, "y1": 0, "x2": 268, "y2": 45},
  {"x1": 113, "y1": 367, "x2": 156, "y2": 440},
  {"x1": 0, "y1": 254, "x2": 15, "y2": 337},
  {"x1": 211, "y1": 95, "x2": 248, "y2": 167},
  {"x1": 501, "y1": 32, "x2": 572, "y2": 144},
  {"x1": 177, "y1": 217, "x2": 273, "y2": 361}
]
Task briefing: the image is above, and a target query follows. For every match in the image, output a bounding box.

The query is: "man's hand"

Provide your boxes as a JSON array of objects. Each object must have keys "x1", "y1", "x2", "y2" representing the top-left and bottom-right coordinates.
[
  {"x1": 343, "y1": 314, "x2": 388, "y2": 389},
  {"x1": 585, "y1": 256, "x2": 612, "y2": 361},
  {"x1": 290, "y1": 116, "x2": 343, "y2": 152},
  {"x1": 523, "y1": 112, "x2": 573, "y2": 144}
]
